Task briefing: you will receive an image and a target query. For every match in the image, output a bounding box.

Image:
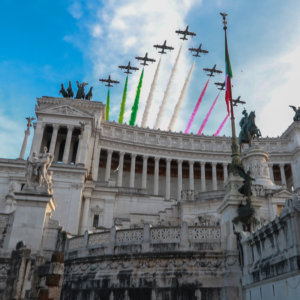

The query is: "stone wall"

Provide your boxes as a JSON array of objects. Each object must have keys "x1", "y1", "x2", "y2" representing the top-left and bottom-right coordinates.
[{"x1": 241, "y1": 194, "x2": 300, "y2": 299}]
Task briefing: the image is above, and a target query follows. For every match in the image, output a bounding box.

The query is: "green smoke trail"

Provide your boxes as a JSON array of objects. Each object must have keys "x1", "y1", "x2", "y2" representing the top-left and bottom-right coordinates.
[
  {"x1": 129, "y1": 69, "x2": 144, "y2": 126},
  {"x1": 118, "y1": 75, "x2": 128, "y2": 123},
  {"x1": 106, "y1": 89, "x2": 110, "y2": 121}
]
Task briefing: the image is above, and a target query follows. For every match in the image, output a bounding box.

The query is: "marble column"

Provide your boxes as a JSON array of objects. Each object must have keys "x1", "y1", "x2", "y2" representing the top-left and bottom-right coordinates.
[
  {"x1": 75, "y1": 134, "x2": 83, "y2": 165},
  {"x1": 223, "y1": 163, "x2": 228, "y2": 186},
  {"x1": 280, "y1": 163, "x2": 287, "y2": 186},
  {"x1": 177, "y1": 160, "x2": 183, "y2": 201},
  {"x1": 62, "y1": 125, "x2": 74, "y2": 164},
  {"x1": 31, "y1": 122, "x2": 45, "y2": 155},
  {"x1": 200, "y1": 162, "x2": 206, "y2": 192},
  {"x1": 105, "y1": 150, "x2": 113, "y2": 182},
  {"x1": 19, "y1": 128, "x2": 31, "y2": 159},
  {"x1": 117, "y1": 152, "x2": 125, "y2": 187},
  {"x1": 92, "y1": 138, "x2": 101, "y2": 181},
  {"x1": 130, "y1": 154, "x2": 137, "y2": 188},
  {"x1": 154, "y1": 157, "x2": 160, "y2": 195},
  {"x1": 189, "y1": 161, "x2": 194, "y2": 191},
  {"x1": 268, "y1": 163, "x2": 274, "y2": 182},
  {"x1": 79, "y1": 124, "x2": 91, "y2": 166},
  {"x1": 142, "y1": 155, "x2": 148, "y2": 189},
  {"x1": 166, "y1": 158, "x2": 171, "y2": 200},
  {"x1": 49, "y1": 124, "x2": 59, "y2": 155},
  {"x1": 81, "y1": 197, "x2": 90, "y2": 233},
  {"x1": 212, "y1": 162, "x2": 217, "y2": 191}
]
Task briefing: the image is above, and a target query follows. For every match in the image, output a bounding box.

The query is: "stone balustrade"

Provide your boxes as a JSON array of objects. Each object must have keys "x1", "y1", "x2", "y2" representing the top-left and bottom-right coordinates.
[
  {"x1": 66, "y1": 223, "x2": 221, "y2": 259},
  {"x1": 241, "y1": 194, "x2": 300, "y2": 286}
]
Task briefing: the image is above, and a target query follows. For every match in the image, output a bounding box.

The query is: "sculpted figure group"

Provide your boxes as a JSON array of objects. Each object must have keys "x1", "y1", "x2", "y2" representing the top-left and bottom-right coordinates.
[
  {"x1": 25, "y1": 147, "x2": 53, "y2": 194},
  {"x1": 59, "y1": 81, "x2": 93, "y2": 100}
]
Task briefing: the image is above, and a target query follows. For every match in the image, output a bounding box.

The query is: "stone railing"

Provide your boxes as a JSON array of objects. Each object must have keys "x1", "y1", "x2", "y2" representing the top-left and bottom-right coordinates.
[
  {"x1": 66, "y1": 223, "x2": 221, "y2": 259},
  {"x1": 241, "y1": 194, "x2": 300, "y2": 286}
]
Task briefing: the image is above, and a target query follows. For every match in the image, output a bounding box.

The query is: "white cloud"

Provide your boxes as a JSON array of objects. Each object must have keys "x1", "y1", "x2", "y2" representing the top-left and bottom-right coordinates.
[
  {"x1": 69, "y1": 0, "x2": 202, "y2": 131},
  {"x1": 68, "y1": 1, "x2": 83, "y2": 20}
]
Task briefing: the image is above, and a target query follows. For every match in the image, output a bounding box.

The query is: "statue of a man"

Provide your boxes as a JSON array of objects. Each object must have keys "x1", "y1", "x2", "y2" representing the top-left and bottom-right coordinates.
[{"x1": 239, "y1": 109, "x2": 249, "y2": 133}]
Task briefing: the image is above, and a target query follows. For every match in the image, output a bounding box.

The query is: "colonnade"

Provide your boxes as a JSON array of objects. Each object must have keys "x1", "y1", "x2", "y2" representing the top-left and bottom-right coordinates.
[
  {"x1": 30, "y1": 122, "x2": 90, "y2": 165},
  {"x1": 96, "y1": 149, "x2": 230, "y2": 200}
]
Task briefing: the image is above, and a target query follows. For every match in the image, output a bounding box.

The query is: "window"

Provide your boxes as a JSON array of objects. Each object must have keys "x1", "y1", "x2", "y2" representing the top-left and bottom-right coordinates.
[
  {"x1": 277, "y1": 205, "x2": 284, "y2": 216},
  {"x1": 93, "y1": 214, "x2": 99, "y2": 228}
]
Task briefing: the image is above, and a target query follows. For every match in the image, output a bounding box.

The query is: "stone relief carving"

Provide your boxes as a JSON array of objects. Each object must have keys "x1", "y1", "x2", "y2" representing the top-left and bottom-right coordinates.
[{"x1": 25, "y1": 147, "x2": 53, "y2": 193}]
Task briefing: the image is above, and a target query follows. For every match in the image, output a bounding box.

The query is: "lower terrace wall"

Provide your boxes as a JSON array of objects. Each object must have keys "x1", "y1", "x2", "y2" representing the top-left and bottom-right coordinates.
[{"x1": 62, "y1": 224, "x2": 226, "y2": 300}]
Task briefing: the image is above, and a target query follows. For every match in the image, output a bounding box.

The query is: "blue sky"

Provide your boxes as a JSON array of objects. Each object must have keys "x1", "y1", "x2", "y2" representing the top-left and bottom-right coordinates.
[{"x1": 0, "y1": 0, "x2": 300, "y2": 158}]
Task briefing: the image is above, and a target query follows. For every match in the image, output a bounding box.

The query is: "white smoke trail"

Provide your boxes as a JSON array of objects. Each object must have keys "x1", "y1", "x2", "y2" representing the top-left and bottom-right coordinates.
[
  {"x1": 141, "y1": 58, "x2": 161, "y2": 127},
  {"x1": 168, "y1": 61, "x2": 195, "y2": 131},
  {"x1": 154, "y1": 45, "x2": 182, "y2": 129}
]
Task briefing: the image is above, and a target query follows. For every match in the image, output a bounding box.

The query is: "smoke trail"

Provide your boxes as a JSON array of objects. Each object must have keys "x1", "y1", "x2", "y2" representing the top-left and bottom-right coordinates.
[
  {"x1": 154, "y1": 45, "x2": 182, "y2": 129},
  {"x1": 141, "y1": 58, "x2": 161, "y2": 127},
  {"x1": 214, "y1": 112, "x2": 230, "y2": 136},
  {"x1": 106, "y1": 89, "x2": 110, "y2": 121},
  {"x1": 168, "y1": 61, "x2": 195, "y2": 131},
  {"x1": 129, "y1": 69, "x2": 144, "y2": 126},
  {"x1": 118, "y1": 75, "x2": 128, "y2": 123},
  {"x1": 198, "y1": 92, "x2": 221, "y2": 135},
  {"x1": 184, "y1": 78, "x2": 210, "y2": 134}
]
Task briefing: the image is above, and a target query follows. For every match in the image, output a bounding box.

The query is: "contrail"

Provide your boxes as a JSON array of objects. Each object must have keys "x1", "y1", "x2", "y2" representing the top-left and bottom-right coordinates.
[
  {"x1": 214, "y1": 111, "x2": 230, "y2": 136},
  {"x1": 198, "y1": 92, "x2": 220, "y2": 135},
  {"x1": 184, "y1": 78, "x2": 210, "y2": 133},
  {"x1": 168, "y1": 61, "x2": 195, "y2": 131},
  {"x1": 141, "y1": 58, "x2": 161, "y2": 127},
  {"x1": 154, "y1": 45, "x2": 182, "y2": 129}
]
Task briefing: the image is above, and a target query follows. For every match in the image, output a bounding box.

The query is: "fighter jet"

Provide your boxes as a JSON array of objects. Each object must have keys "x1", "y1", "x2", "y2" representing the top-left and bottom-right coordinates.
[
  {"x1": 203, "y1": 64, "x2": 222, "y2": 77},
  {"x1": 232, "y1": 96, "x2": 246, "y2": 106},
  {"x1": 189, "y1": 43, "x2": 209, "y2": 57},
  {"x1": 214, "y1": 81, "x2": 225, "y2": 91},
  {"x1": 118, "y1": 61, "x2": 139, "y2": 74},
  {"x1": 175, "y1": 25, "x2": 196, "y2": 40},
  {"x1": 99, "y1": 75, "x2": 120, "y2": 87},
  {"x1": 153, "y1": 40, "x2": 174, "y2": 54},
  {"x1": 135, "y1": 52, "x2": 156, "y2": 66}
]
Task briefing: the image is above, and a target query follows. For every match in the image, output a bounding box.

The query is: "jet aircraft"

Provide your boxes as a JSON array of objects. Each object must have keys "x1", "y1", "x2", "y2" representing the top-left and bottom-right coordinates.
[
  {"x1": 214, "y1": 81, "x2": 225, "y2": 91},
  {"x1": 135, "y1": 53, "x2": 156, "y2": 66},
  {"x1": 189, "y1": 43, "x2": 209, "y2": 57},
  {"x1": 232, "y1": 96, "x2": 246, "y2": 106},
  {"x1": 99, "y1": 75, "x2": 120, "y2": 87},
  {"x1": 118, "y1": 61, "x2": 139, "y2": 74},
  {"x1": 175, "y1": 25, "x2": 196, "y2": 40},
  {"x1": 203, "y1": 64, "x2": 222, "y2": 77},
  {"x1": 153, "y1": 40, "x2": 174, "y2": 54}
]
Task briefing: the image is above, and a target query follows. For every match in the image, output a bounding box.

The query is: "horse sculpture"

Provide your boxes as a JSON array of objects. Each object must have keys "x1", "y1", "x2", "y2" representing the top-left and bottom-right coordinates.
[{"x1": 238, "y1": 110, "x2": 261, "y2": 152}]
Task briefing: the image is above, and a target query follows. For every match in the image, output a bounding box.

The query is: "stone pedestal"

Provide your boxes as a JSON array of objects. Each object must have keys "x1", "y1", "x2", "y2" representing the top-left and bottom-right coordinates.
[
  {"x1": 8, "y1": 191, "x2": 56, "y2": 253},
  {"x1": 241, "y1": 145, "x2": 276, "y2": 188}
]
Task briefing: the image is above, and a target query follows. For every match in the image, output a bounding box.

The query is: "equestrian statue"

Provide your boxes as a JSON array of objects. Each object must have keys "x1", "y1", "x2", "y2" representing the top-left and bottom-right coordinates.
[{"x1": 238, "y1": 109, "x2": 261, "y2": 151}]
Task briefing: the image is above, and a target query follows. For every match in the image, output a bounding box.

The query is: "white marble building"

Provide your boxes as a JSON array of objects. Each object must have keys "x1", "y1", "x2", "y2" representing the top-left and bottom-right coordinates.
[{"x1": 0, "y1": 96, "x2": 299, "y2": 237}]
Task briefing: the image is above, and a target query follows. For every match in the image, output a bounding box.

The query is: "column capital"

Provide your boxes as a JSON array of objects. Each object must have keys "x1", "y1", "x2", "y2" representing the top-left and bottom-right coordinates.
[
  {"x1": 189, "y1": 160, "x2": 194, "y2": 166},
  {"x1": 143, "y1": 155, "x2": 149, "y2": 160},
  {"x1": 107, "y1": 149, "x2": 113, "y2": 155},
  {"x1": 268, "y1": 162, "x2": 273, "y2": 167},
  {"x1": 200, "y1": 161, "x2": 206, "y2": 167},
  {"x1": 166, "y1": 158, "x2": 172, "y2": 163},
  {"x1": 279, "y1": 163, "x2": 285, "y2": 168},
  {"x1": 53, "y1": 124, "x2": 60, "y2": 130},
  {"x1": 119, "y1": 151, "x2": 125, "y2": 157},
  {"x1": 67, "y1": 125, "x2": 74, "y2": 131},
  {"x1": 223, "y1": 162, "x2": 229, "y2": 167},
  {"x1": 211, "y1": 162, "x2": 217, "y2": 167},
  {"x1": 177, "y1": 159, "x2": 183, "y2": 164},
  {"x1": 154, "y1": 157, "x2": 160, "y2": 162},
  {"x1": 131, "y1": 153, "x2": 137, "y2": 159}
]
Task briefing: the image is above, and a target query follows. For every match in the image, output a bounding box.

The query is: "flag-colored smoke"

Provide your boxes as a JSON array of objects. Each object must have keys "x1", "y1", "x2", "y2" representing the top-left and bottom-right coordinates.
[
  {"x1": 129, "y1": 69, "x2": 144, "y2": 126},
  {"x1": 214, "y1": 112, "x2": 230, "y2": 136},
  {"x1": 106, "y1": 89, "x2": 110, "y2": 121},
  {"x1": 154, "y1": 45, "x2": 182, "y2": 129},
  {"x1": 142, "y1": 58, "x2": 161, "y2": 127},
  {"x1": 168, "y1": 61, "x2": 195, "y2": 131},
  {"x1": 118, "y1": 75, "x2": 128, "y2": 124},
  {"x1": 198, "y1": 92, "x2": 220, "y2": 135},
  {"x1": 184, "y1": 79, "x2": 210, "y2": 134}
]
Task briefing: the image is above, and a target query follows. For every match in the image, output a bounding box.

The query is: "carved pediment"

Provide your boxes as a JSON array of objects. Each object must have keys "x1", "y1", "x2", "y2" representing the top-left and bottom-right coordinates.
[{"x1": 38, "y1": 105, "x2": 93, "y2": 118}]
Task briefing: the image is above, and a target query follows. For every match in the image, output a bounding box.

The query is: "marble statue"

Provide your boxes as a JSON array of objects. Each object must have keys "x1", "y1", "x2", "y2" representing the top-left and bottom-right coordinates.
[
  {"x1": 67, "y1": 81, "x2": 74, "y2": 98},
  {"x1": 59, "y1": 84, "x2": 68, "y2": 98},
  {"x1": 290, "y1": 105, "x2": 300, "y2": 122},
  {"x1": 25, "y1": 147, "x2": 53, "y2": 193}
]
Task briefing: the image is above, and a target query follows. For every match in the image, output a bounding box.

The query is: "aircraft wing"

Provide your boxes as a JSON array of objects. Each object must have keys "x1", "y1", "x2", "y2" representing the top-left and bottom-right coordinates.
[
  {"x1": 215, "y1": 70, "x2": 223, "y2": 74},
  {"x1": 111, "y1": 80, "x2": 120, "y2": 84},
  {"x1": 147, "y1": 58, "x2": 156, "y2": 62},
  {"x1": 130, "y1": 66, "x2": 139, "y2": 71},
  {"x1": 165, "y1": 46, "x2": 174, "y2": 50},
  {"x1": 203, "y1": 68, "x2": 212, "y2": 72},
  {"x1": 201, "y1": 49, "x2": 209, "y2": 53},
  {"x1": 175, "y1": 30, "x2": 185, "y2": 34},
  {"x1": 135, "y1": 56, "x2": 143, "y2": 60},
  {"x1": 187, "y1": 32, "x2": 196, "y2": 36}
]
